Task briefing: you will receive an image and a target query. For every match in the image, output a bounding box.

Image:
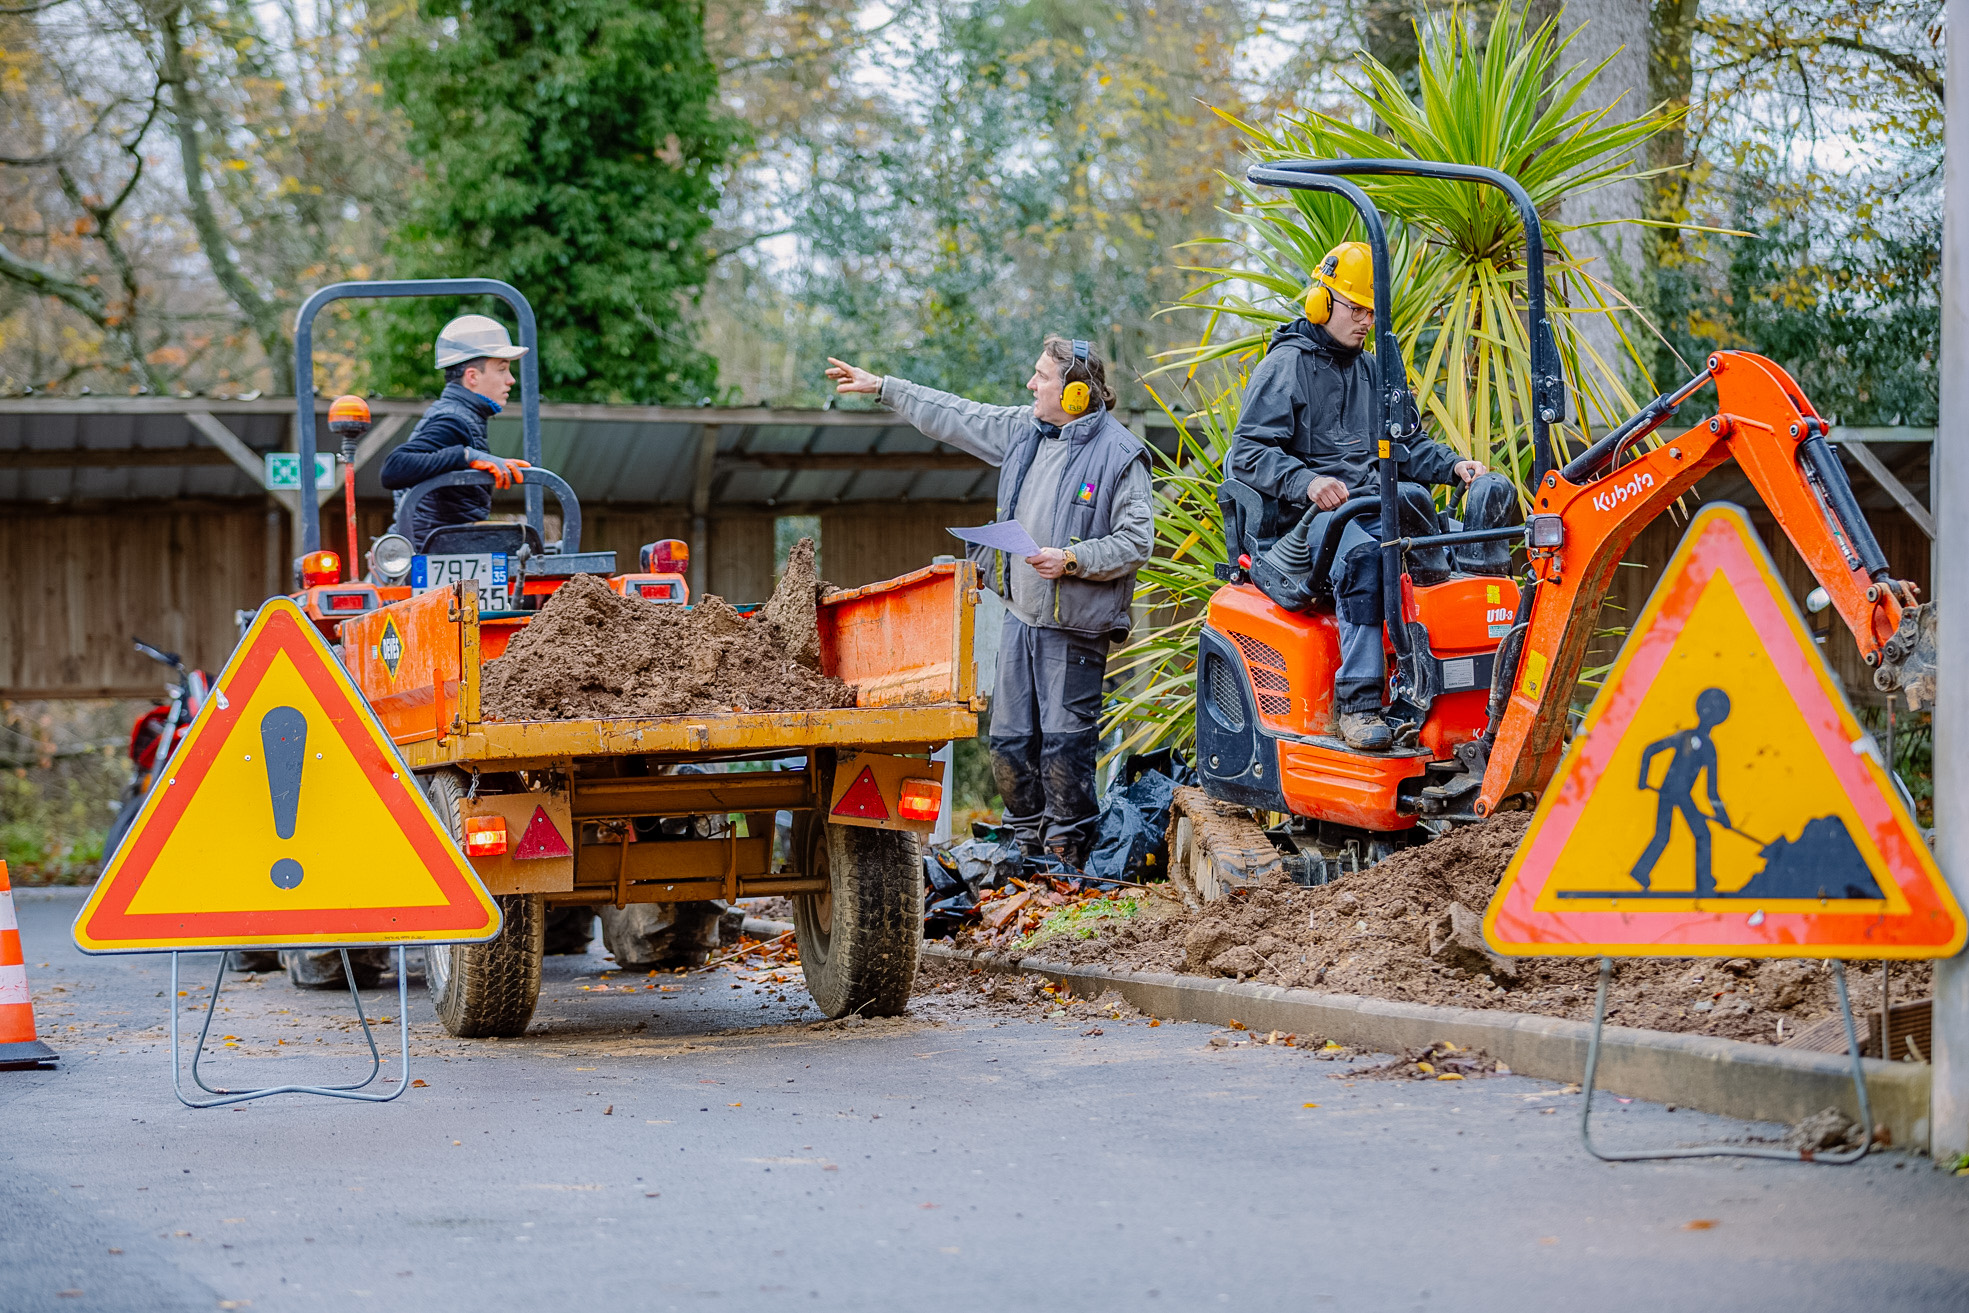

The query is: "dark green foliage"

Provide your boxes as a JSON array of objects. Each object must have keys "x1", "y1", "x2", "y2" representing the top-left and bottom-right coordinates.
[
  {"x1": 373, "y1": 0, "x2": 742, "y2": 402},
  {"x1": 1657, "y1": 203, "x2": 1940, "y2": 427}
]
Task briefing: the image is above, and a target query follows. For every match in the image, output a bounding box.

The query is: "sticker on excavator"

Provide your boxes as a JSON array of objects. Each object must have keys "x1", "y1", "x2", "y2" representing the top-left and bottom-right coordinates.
[
  {"x1": 73, "y1": 598, "x2": 502, "y2": 953},
  {"x1": 1484, "y1": 504, "x2": 1964, "y2": 959}
]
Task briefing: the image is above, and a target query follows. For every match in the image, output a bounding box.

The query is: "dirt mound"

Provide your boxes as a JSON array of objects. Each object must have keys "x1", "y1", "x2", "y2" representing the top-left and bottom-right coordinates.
[
  {"x1": 1017, "y1": 812, "x2": 1926, "y2": 1047},
  {"x1": 481, "y1": 538, "x2": 856, "y2": 721}
]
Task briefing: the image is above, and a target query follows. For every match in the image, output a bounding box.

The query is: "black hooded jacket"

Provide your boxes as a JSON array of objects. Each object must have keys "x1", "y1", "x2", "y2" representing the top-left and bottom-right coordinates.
[
  {"x1": 1229, "y1": 319, "x2": 1463, "y2": 525},
  {"x1": 379, "y1": 382, "x2": 500, "y2": 549}
]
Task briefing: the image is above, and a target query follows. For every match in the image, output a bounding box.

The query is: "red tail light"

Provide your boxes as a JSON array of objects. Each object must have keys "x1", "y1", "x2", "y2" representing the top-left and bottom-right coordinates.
[
  {"x1": 300, "y1": 550, "x2": 341, "y2": 588},
  {"x1": 641, "y1": 539, "x2": 690, "y2": 574},
  {"x1": 898, "y1": 777, "x2": 942, "y2": 822},
  {"x1": 465, "y1": 815, "x2": 508, "y2": 857}
]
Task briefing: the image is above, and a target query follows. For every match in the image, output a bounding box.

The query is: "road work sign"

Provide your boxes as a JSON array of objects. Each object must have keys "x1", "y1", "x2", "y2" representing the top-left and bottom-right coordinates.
[
  {"x1": 1484, "y1": 504, "x2": 1963, "y2": 959},
  {"x1": 73, "y1": 598, "x2": 501, "y2": 954}
]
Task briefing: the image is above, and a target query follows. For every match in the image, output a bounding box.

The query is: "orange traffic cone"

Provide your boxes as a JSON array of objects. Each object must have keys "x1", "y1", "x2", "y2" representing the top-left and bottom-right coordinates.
[{"x1": 0, "y1": 861, "x2": 57, "y2": 1069}]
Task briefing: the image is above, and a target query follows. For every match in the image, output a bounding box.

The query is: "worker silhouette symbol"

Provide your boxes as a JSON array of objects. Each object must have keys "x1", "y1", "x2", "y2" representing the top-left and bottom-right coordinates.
[{"x1": 1630, "y1": 688, "x2": 1733, "y2": 898}]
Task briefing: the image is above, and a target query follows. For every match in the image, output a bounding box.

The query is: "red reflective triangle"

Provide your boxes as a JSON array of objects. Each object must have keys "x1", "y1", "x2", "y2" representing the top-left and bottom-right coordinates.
[
  {"x1": 832, "y1": 765, "x2": 889, "y2": 820},
  {"x1": 513, "y1": 805, "x2": 572, "y2": 860}
]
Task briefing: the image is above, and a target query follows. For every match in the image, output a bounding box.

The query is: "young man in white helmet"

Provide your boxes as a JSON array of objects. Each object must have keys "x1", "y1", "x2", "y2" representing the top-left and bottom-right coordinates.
[
  {"x1": 1230, "y1": 241, "x2": 1492, "y2": 752},
  {"x1": 824, "y1": 340, "x2": 1153, "y2": 870},
  {"x1": 379, "y1": 313, "x2": 535, "y2": 549}
]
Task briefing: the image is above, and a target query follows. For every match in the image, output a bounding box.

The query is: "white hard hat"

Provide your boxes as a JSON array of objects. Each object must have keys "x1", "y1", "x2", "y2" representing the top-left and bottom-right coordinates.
[{"x1": 435, "y1": 314, "x2": 528, "y2": 370}]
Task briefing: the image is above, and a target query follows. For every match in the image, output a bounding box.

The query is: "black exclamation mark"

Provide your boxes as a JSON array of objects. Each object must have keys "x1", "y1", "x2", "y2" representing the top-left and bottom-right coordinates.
[{"x1": 262, "y1": 707, "x2": 307, "y2": 890}]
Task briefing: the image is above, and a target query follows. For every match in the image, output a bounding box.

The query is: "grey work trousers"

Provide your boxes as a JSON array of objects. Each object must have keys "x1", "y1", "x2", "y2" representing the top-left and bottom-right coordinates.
[
  {"x1": 989, "y1": 614, "x2": 1109, "y2": 853},
  {"x1": 1305, "y1": 510, "x2": 1387, "y2": 713}
]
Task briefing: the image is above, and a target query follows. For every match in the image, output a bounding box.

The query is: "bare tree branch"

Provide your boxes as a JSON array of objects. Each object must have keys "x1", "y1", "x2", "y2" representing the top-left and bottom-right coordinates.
[
  {"x1": 1819, "y1": 35, "x2": 1943, "y2": 103},
  {"x1": 0, "y1": 242, "x2": 108, "y2": 322},
  {"x1": 155, "y1": 1, "x2": 293, "y2": 392}
]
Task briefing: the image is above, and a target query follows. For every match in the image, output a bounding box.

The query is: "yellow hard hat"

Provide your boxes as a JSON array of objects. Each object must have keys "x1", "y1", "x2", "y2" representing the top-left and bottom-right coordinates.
[{"x1": 1304, "y1": 242, "x2": 1374, "y2": 326}]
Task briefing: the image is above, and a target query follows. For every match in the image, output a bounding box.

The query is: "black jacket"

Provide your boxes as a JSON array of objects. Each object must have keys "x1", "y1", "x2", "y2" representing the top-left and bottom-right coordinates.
[
  {"x1": 1229, "y1": 320, "x2": 1462, "y2": 525},
  {"x1": 379, "y1": 382, "x2": 501, "y2": 550}
]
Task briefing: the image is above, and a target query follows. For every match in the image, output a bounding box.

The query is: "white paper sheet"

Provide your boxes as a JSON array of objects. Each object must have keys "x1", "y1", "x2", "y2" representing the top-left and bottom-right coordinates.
[{"x1": 946, "y1": 520, "x2": 1040, "y2": 557}]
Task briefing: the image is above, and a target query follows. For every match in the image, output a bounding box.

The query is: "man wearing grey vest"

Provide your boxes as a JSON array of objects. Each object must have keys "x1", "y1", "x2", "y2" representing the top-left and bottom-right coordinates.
[{"x1": 826, "y1": 340, "x2": 1153, "y2": 869}]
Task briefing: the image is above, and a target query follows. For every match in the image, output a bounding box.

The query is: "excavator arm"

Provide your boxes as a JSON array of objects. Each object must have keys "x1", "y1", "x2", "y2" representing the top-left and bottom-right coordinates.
[{"x1": 1475, "y1": 349, "x2": 1934, "y2": 816}]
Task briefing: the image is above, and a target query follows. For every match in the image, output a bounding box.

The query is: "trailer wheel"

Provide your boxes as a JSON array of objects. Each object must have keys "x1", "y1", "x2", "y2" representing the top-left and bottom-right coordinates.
[
  {"x1": 793, "y1": 818, "x2": 921, "y2": 1019},
  {"x1": 423, "y1": 769, "x2": 543, "y2": 1038}
]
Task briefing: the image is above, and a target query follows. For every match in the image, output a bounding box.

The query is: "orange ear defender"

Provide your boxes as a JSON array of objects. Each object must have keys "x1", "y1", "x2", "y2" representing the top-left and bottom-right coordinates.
[
  {"x1": 1060, "y1": 339, "x2": 1093, "y2": 416},
  {"x1": 1305, "y1": 253, "x2": 1339, "y2": 325},
  {"x1": 1305, "y1": 242, "x2": 1374, "y2": 326}
]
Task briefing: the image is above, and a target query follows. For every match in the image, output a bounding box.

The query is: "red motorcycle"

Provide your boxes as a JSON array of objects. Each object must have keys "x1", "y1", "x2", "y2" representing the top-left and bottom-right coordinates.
[{"x1": 104, "y1": 639, "x2": 208, "y2": 862}]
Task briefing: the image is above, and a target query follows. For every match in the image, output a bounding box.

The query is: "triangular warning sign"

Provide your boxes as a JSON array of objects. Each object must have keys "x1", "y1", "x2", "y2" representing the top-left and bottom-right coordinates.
[
  {"x1": 1485, "y1": 504, "x2": 1964, "y2": 960},
  {"x1": 832, "y1": 766, "x2": 889, "y2": 820},
  {"x1": 513, "y1": 806, "x2": 572, "y2": 860},
  {"x1": 73, "y1": 599, "x2": 501, "y2": 953}
]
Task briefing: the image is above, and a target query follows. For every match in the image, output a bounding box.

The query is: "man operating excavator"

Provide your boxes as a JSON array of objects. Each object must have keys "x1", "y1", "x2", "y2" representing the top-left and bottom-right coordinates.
[{"x1": 1228, "y1": 241, "x2": 1499, "y2": 752}]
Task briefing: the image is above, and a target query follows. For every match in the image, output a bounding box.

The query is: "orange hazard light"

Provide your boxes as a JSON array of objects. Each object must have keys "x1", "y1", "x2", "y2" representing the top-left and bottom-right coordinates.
[
  {"x1": 898, "y1": 777, "x2": 942, "y2": 822},
  {"x1": 327, "y1": 394, "x2": 372, "y2": 431},
  {"x1": 464, "y1": 815, "x2": 508, "y2": 857},
  {"x1": 300, "y1": 550, "x2": 341, "y2": 588}
]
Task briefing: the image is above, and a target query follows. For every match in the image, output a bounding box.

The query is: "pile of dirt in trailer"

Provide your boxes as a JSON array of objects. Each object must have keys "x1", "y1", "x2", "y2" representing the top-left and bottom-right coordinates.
[
  {"x1": 481, "y1": 538, "x2": 857, "y2": 721},
  {"x1": 1014, "y1": 812, "x2": 1927, "y2": 1048}
]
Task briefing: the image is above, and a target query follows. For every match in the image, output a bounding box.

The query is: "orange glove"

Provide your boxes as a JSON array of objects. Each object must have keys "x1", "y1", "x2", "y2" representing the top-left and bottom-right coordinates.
[{"x1": 468, "y1": 455, "x2": 531, "y2": 489}]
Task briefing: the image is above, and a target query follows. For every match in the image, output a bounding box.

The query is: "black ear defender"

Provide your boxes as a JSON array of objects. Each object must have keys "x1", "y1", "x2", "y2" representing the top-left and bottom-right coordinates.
[{"x1": 1061, "y1": 338, "x2": 1093, "y2": 416}]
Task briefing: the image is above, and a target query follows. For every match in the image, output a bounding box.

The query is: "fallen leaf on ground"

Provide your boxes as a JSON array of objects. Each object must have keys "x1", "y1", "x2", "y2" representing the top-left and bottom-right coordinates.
[
  {"x1": 1683, "y1": 1219, "x2": 1718, "y2": 1231},
  {"x1": 411, "y1": 1080, "x2": 428, "y2": 1088}
]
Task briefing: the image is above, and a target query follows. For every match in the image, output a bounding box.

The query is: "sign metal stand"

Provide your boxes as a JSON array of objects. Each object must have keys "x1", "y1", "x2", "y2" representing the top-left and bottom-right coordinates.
[
  {"x1": 1578, "y1": 955, "x2": 1872, "y2": 1164},
  {"x1": 170, "y1": 947, "x2": 412, "y2": 1109}
]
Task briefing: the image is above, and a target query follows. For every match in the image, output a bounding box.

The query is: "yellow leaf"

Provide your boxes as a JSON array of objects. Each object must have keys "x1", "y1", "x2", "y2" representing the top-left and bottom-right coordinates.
[
  {"x1": 1436, "y1": 1073, "x2": 1464, "y2": 1081},
  {"x1": 1302, "y1": 1102, "x2": 1319, "y2": 1108},
  {"x1": 1416, "y1": 1061, "x2": 1435, "y2": 1073}
]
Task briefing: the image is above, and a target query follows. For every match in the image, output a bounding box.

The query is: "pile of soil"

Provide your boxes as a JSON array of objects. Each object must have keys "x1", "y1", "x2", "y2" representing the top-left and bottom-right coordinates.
[
  {"x1": 481, "y1": 538, "x2": 857, "y2": 722},
  {"x1": 1024, "y1": 812, "x2": 1928, "y2": 1048}
]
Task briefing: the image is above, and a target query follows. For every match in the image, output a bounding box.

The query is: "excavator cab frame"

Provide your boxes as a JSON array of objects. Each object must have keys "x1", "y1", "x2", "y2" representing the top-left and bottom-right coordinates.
[{"x1": 1198, "y1": 157, "x2": 1933, "y2": 865}]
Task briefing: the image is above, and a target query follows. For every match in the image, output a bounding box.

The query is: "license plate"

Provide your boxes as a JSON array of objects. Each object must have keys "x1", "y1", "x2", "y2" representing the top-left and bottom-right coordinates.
[{"x1": 411, "y1": 552, "x2": 509, "y2": 601}]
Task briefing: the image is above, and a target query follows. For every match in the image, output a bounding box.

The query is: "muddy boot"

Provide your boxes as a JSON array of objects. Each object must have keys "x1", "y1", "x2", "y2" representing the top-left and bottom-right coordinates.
[
  {"x1": 1044, "y1": 838, "x2": 1087, "y2": 872},
  {"x1": 1337, "y1": 712, "x2": 1392, "y2": 752},
  {"x1": 228, "y1": 951, "x2": 282, "y2": 974}
]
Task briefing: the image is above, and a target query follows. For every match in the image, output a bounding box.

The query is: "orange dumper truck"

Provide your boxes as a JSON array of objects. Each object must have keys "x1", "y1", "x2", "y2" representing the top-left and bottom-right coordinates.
[{"x1": 290, "y1": 279, "x2": 980, "y2": 1037}]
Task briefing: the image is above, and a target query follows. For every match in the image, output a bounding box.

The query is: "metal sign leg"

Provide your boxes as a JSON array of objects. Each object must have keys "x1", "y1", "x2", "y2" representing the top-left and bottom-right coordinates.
[
  {"x1": 1580, "y1": 956, "x2": 1872, "y2": 1163},
  {"x1": 169, "y1": 947, "x2": 412, "y2": 1109}
]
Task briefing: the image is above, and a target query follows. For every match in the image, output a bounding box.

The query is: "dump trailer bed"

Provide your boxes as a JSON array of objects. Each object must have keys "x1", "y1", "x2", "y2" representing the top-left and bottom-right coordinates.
[{"x1": 336, "y1": 561, "x2": 980, "y2": 1034}]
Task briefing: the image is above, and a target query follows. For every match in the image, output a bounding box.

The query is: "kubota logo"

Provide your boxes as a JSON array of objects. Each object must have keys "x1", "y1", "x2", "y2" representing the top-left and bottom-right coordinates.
[{"x1": 1591, "y1": 470, "x2": 1655, "y2": 514}]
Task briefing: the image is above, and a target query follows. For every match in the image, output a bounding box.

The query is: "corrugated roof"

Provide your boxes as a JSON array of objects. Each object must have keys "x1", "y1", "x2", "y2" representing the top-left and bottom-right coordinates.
[{"x1": 0, "y1": 398, "x2": 1183, "y2": 507}]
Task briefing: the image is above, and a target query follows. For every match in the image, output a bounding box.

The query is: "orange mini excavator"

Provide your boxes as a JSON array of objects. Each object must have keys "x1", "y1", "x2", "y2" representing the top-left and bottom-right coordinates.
[{"x1": 1196, "y1": 158, "x2": 1934, "y2": 874}]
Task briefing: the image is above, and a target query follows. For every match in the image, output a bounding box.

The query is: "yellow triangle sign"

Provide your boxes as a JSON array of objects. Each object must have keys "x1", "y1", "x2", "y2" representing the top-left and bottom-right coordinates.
[
  {"x1": 1484, "y1": 504, "x2": 1964, "y2": 959},
  {"x1": 74, "y1": 599, "x2": 501, "y2": 953}
]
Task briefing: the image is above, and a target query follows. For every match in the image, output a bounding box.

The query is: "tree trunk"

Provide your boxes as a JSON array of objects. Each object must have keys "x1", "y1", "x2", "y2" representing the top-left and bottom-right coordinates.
[
  {"x1": 1548, "y1": 0, "x2": 1652, "y2": 412},
  {"x1": 1647, "y1": 0, "x2": 1702, "y2": 387}
]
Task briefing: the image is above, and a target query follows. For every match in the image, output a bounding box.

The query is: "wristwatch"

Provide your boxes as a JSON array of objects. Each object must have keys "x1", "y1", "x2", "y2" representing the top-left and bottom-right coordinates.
[{"x1": 1062, "y1": 548, "x2": 1080, "y2": 576}]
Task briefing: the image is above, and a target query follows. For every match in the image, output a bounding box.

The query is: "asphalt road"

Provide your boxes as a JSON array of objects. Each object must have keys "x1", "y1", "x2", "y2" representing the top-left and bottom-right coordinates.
[{"x1": 5, "y1": 886, "x2": 1966, "y2": 1313}]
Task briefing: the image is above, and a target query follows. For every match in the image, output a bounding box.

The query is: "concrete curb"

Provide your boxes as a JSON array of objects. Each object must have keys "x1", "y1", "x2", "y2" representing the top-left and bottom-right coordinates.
[{"x1": 922, "y1": 941, "x2": 1934, "y2": 1151}]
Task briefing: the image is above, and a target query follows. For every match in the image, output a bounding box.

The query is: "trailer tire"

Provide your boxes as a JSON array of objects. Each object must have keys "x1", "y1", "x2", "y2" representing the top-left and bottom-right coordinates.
[
  {"x1": 422, "y1": 769, "x2": 543, "y2": 1038},
  {"x1": 793, "y1": 819, "x2": 921, "y2": 1019}
]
